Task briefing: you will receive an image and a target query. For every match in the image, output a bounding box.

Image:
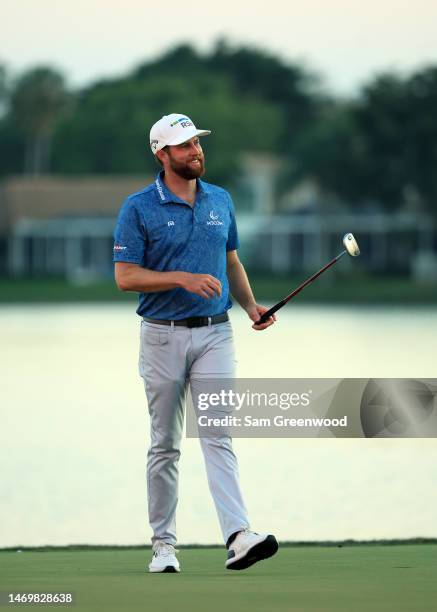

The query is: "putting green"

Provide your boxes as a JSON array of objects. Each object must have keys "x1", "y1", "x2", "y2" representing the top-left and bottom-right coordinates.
[{"x1": 1, "y1": 545, "x2": 436, "y2": 612}]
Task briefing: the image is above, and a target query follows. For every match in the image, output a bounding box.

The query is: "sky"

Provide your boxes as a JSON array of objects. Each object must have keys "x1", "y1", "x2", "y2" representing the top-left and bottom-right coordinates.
[{"x1": 2, "y1": 0, "x2": 437, "y2": 95}]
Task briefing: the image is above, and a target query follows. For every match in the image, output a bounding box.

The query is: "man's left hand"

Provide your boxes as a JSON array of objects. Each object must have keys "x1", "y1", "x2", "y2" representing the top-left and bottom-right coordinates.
[{"x1": 246, "y1": 304, "x2": 277, "y2": 331}]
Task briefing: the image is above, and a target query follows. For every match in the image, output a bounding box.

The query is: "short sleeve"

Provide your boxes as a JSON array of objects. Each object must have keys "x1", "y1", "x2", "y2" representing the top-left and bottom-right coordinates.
[
  {"x1": 113, "y1": 199, "x2": 147, "y2": 264},
  {"x1": 226, "y1": 193, "x2": 240, "y2": 252}
]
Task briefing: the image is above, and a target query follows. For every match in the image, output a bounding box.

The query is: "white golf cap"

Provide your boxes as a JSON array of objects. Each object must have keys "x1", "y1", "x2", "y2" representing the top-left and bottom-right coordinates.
[{"x1": 149, "y1": 113, "x2": 211, "y2": 154}]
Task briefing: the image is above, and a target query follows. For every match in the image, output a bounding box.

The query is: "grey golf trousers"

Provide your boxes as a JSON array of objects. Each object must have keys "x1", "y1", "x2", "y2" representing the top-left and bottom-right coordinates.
[{"x1": 139, "y1": 318, "x2": 249, "y2": 547}]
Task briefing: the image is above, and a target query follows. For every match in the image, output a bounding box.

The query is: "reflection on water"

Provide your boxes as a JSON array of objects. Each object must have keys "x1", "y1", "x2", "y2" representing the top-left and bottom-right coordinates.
[{"x1": 1, "y1": 304, "x2": 436, "y2": 547}]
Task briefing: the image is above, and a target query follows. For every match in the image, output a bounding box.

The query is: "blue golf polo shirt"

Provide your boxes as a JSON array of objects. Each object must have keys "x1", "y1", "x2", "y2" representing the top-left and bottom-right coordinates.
[{"x1": 113, "y1": 171, "x2": 240, "y2": 319}]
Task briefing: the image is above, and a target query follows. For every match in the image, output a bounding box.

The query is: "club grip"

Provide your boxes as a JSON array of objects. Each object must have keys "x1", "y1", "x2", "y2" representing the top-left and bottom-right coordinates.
[{"x1": 255, "y1": 302, "x2": 284, "y2": 325}]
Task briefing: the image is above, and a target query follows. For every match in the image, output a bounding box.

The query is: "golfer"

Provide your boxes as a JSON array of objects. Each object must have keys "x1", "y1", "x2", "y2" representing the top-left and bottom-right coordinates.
[{"x1": 113, "y1": 113, "x2": 278, "y2": 572}]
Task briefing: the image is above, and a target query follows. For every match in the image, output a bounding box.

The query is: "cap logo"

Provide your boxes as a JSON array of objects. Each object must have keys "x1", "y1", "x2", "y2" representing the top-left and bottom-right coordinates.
[
  {"x1": 170, "y1": 117, "x2": 193, "y2": 128},
  {"x1": 151, "y1": 139, "x2": 159, "y2": 153}
]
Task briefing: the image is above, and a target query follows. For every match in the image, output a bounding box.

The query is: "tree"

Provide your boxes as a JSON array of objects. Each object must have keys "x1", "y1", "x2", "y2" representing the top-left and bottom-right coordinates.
[
  {"x1": 52, "y1": 41, "x2": 319, "y2": 186},
  {"x1": 207, "y1": 39, "x2": 323, "y2": 154},
  {"x1": 52, "y1": 71, "x2": 284, "y2": 186},
  {"x1": 291, "y1": 100, "x2": 368, "y2": 206},
  {"x1": 0, "y1": 64, "x2": 26, "y2": 176},
  {"x1": 11, "y1": 67, "x2": 68, "y2": 174},
  {"x1": 294, "y1": 68, "x2": 437, "y2": 215},
  {"x1": 136, "y1": 40, "x2": 323, "y2": 151},
  {"x1": 0, "y1": 64, "x2": 8, "y2": 116},
  {"x1": 402, "y1": 67, "x2": 437, "y2": 214},
  {"x1": 2, "y1": 46, "x2": 437, "y2": 217}
]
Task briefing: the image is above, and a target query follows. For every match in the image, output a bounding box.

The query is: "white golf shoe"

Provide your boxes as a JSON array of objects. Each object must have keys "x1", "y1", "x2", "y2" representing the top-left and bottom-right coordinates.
[
  {"x1": 148, "y1": 541, "x2": 180, "y2": 573},
  {"x1": 225, "y1": 528, "x2": 278, "y2": 570}
]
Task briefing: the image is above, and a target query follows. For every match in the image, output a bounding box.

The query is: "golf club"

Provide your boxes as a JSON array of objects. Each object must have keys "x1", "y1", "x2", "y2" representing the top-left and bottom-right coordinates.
[{"x1": 255, "y1": 233, "x2": 361, "y2": 325}]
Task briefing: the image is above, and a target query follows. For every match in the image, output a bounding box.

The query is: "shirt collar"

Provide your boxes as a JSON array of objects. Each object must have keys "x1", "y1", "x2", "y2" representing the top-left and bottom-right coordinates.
[
  {"x1": 154, "y1": 171, "x2": 172, "y2": 204},
  {"x1": 155, "y1": 171, "x2": 207, "y2": 205}
]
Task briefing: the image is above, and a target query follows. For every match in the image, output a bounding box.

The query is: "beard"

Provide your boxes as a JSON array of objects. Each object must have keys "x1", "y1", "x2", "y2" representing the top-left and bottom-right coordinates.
[{"x1": 168, "y1": 153, "x2": 205, "y2": 180}]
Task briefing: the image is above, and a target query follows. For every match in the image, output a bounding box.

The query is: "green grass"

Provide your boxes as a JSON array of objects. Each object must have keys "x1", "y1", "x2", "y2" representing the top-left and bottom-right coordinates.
[
  {"x1": 1, "y1": 545, "x2": 436, "y2": 611},
  {"x1": 0, "y1": 279, "x2": 129, "y2": 303},
  {"x1": 0, "y1": 274, "x2": 437, "y2": 304}
]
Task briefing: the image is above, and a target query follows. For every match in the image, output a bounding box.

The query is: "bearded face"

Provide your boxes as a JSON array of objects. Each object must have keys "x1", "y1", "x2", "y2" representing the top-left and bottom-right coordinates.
[
  {"x1": 166, "y1": 148, "x2": 205, "y2": 180},
  {"x1": 159, "y1": 136, "x2": 206, "y2": 180}
]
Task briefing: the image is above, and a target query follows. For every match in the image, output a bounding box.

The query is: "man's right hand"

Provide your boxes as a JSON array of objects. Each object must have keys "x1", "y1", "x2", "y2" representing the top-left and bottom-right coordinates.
[{"x1": 179, "y1": 272, "x2": 222, "y2": 299}]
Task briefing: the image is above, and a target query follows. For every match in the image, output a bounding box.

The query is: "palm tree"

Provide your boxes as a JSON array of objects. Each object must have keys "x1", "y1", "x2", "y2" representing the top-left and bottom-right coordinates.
[
  {"x1": 0, "y1": 64, "x2": 8, "y2": 117},
  {"x1": 11, "y1": 67, "x2": 68, "y2": 175}
]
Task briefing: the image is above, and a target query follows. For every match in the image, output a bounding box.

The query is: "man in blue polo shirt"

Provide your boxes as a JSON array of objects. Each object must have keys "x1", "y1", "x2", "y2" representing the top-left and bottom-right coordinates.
[{"x1": 114, "y1": 113, "x2": 278, "y2": 573}]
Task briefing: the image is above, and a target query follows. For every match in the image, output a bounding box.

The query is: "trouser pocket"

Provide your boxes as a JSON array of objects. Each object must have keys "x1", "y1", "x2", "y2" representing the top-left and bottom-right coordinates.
[{"x1": 138, "y1": 321, "x2": 169, "y2": 378}]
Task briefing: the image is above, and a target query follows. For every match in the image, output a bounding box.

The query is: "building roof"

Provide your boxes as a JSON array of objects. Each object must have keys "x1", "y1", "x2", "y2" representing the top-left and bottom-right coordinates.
[{"x1": 0, "y1": 175, "x2": 149, "y2": 233}]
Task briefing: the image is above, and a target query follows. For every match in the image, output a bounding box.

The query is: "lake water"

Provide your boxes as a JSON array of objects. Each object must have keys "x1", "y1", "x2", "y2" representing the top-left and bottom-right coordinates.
[{"x1": 1, "y1": 304, "x2": 436, "y2": 547}]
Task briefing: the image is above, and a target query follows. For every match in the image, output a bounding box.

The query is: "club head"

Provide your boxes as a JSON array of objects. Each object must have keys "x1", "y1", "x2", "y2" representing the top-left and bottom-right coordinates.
[{"x1": 343, "y1": 233, "x2": 360, "y2": 257}]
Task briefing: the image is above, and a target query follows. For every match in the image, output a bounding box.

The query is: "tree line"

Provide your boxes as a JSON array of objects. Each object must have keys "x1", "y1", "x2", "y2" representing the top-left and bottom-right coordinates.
[{"x1": 1, "y1": 40, "x2": 437, "y2": 215}]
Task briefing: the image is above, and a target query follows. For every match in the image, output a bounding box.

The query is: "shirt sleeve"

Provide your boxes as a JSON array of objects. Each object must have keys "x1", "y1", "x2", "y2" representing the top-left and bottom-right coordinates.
[
  {"x1": 226, "y1": 193, "x2": 240, "y2": 252},
  {"x1": 113, "y1": 198, "x2": 147, "y2": 264}
]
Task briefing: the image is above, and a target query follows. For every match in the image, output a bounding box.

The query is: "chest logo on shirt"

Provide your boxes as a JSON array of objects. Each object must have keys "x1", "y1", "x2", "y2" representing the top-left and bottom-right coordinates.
[
  {"x1": 207, "y1": 210, "x2": 223, "y2": 226},
  {"x1": 168, "y1": 220, "x2": 175, "y2": 227}
]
